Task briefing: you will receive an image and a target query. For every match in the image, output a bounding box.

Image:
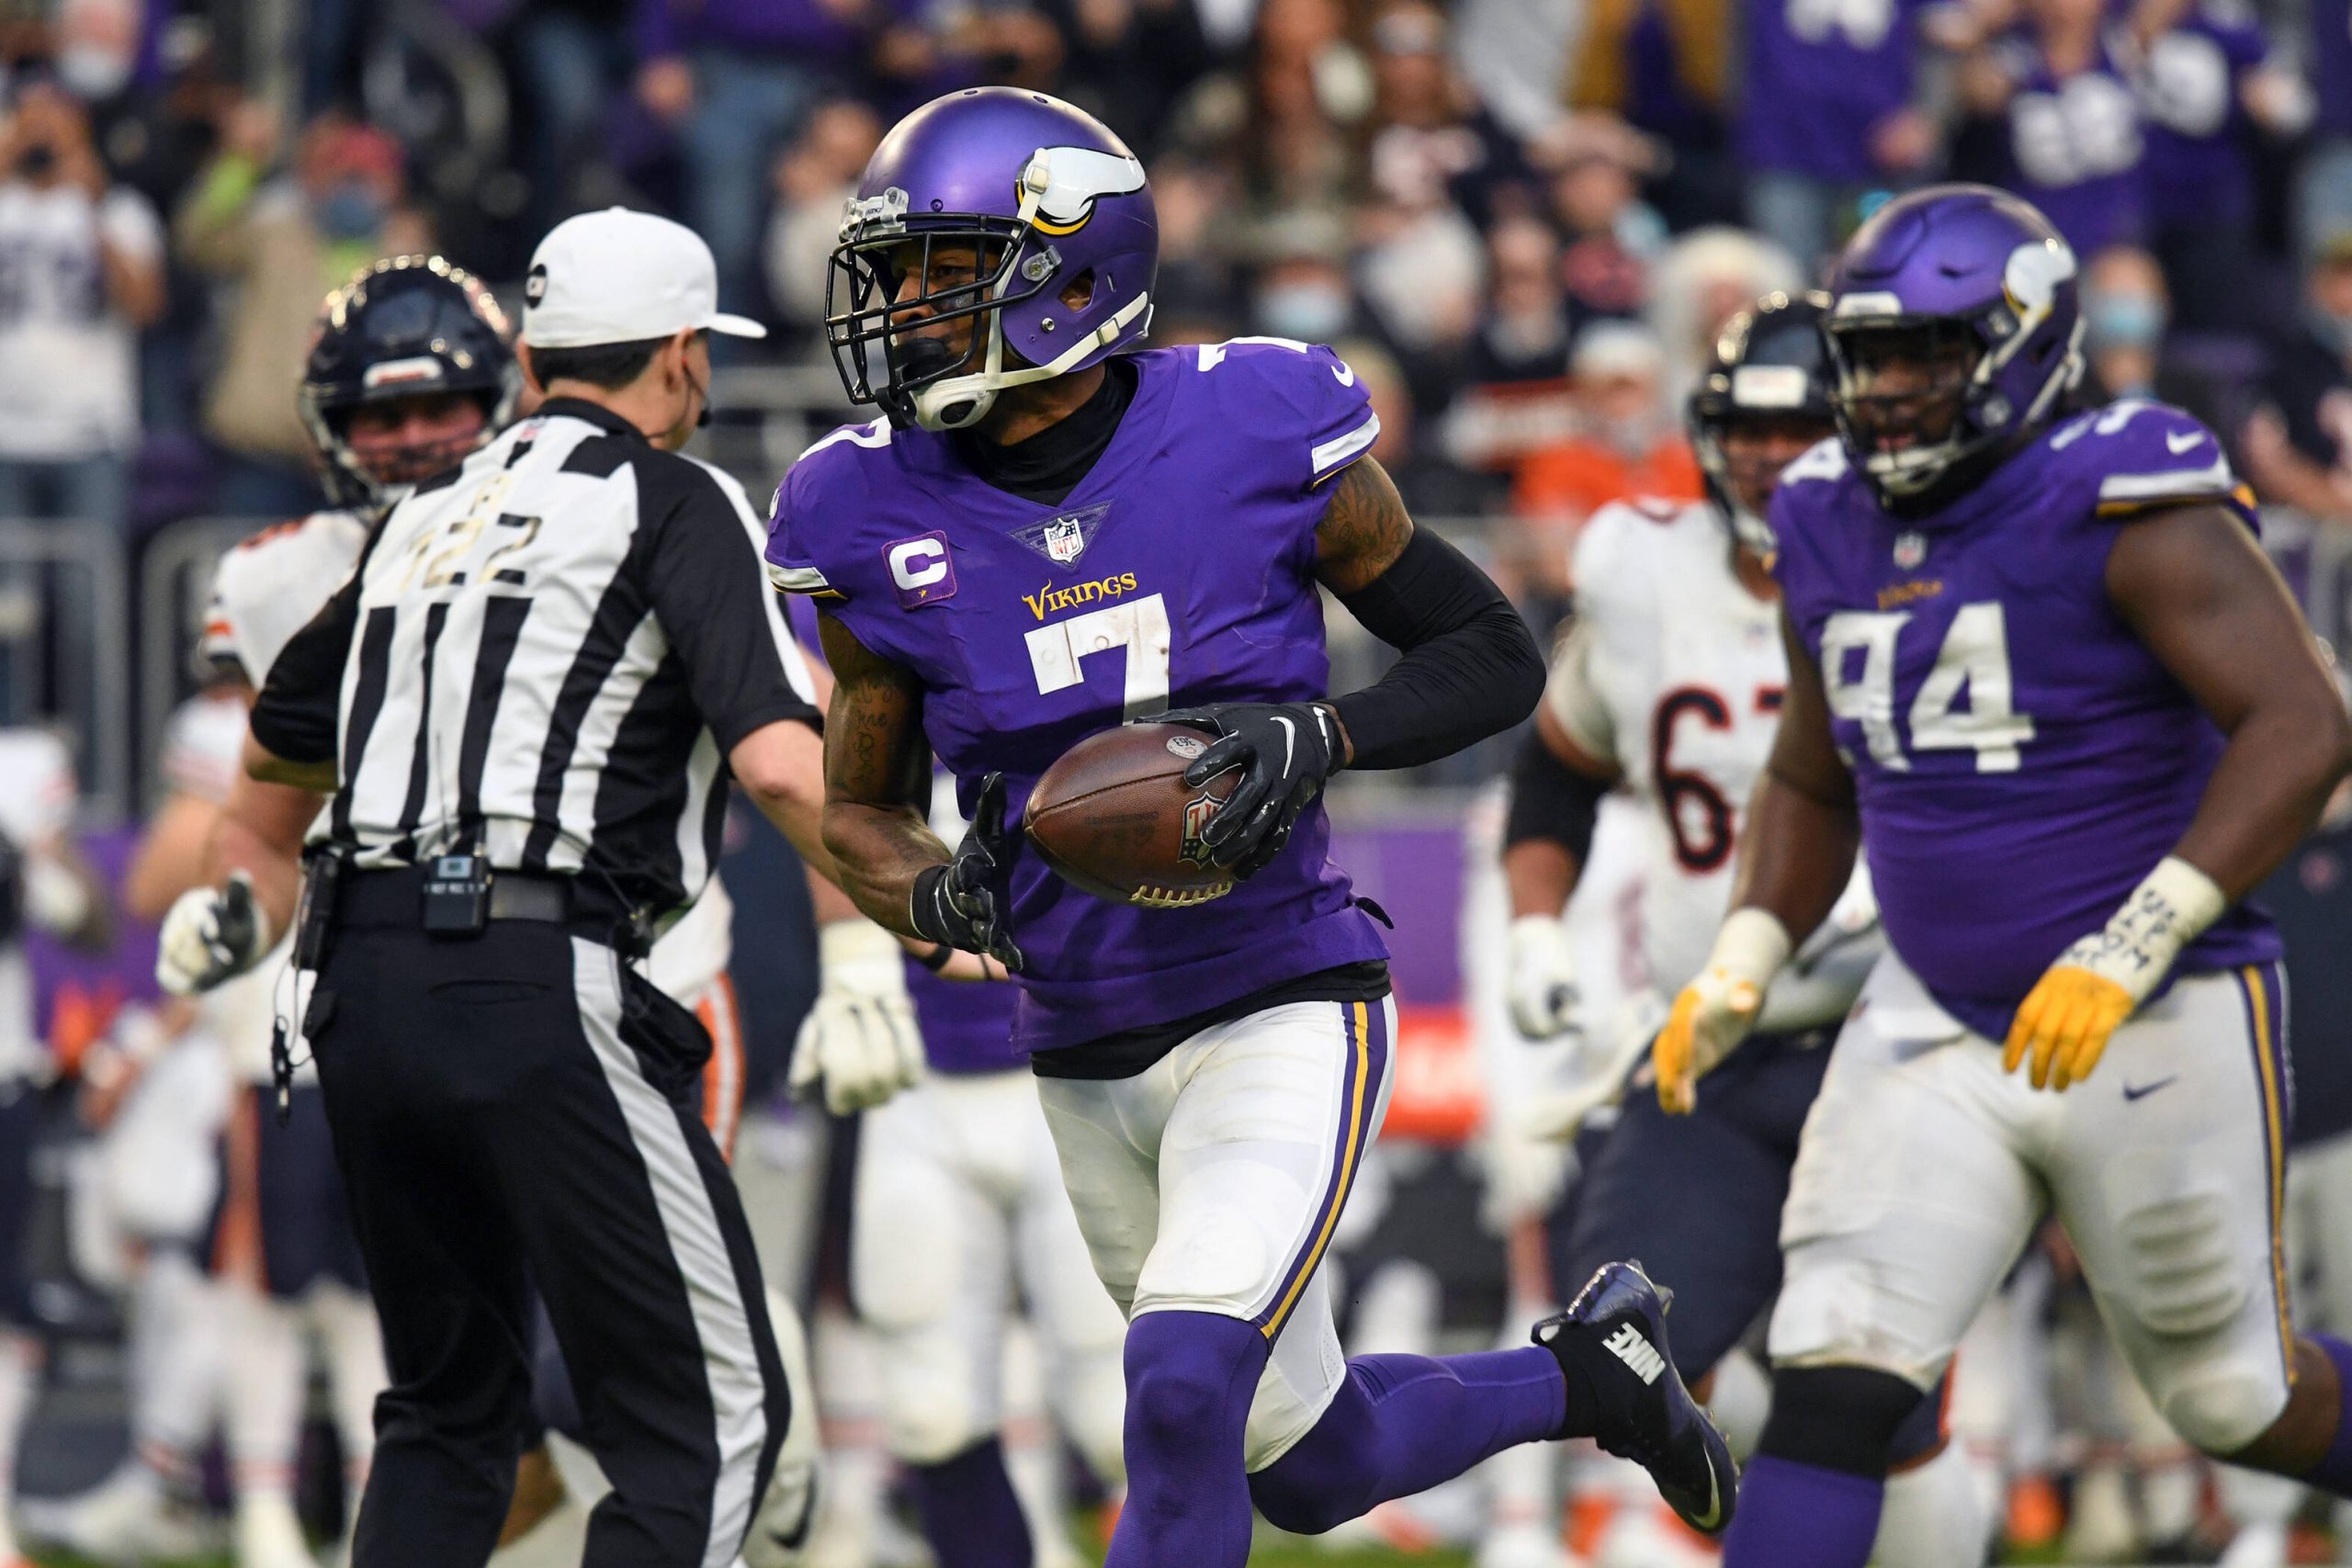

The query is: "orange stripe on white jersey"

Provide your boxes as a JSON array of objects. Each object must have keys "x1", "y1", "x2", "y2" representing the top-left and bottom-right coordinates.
[{"x1": 695, "y1": 972, "x2": 745, "y2": 1163}]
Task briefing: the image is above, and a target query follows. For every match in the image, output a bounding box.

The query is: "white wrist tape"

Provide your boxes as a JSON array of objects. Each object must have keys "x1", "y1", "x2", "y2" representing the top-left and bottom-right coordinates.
[
  {"x1": 2057, "y1": 854, "x2": 2229, "y2": 1003},
  {"x1": 1707, "y1": 908, "x2": 1794, "y2": 994},
  {"x1": 818, "y1": 917, "x2": 908, "y2": 989}
]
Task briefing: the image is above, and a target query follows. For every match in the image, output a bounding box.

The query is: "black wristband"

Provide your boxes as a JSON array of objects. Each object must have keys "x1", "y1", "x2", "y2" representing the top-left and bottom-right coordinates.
[
  {"x1": 1332, "y1": 528, "x2": 1544, "y2": 770},
  {"x1": 915, "y1": 942, "x2": 955, "y2": 973},
  {"x1": 1504, "y1": 725, "x2": 1608, "y2": 866},
  {"x1": 909, "y1": 863, "x2": 953, "y2": 947}
]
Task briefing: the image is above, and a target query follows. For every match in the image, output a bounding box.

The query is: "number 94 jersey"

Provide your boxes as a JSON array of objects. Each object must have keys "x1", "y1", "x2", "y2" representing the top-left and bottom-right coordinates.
[
  {"x1": 1769, "y1": 401, "x2": 2282, "y2": 1040},
  {"x1": 1548, "y1": 498, "x2": 1792, "y2": 1000},
  {"x1": 766, "y1": 340, "x2": 1391, "y2": 1057}
]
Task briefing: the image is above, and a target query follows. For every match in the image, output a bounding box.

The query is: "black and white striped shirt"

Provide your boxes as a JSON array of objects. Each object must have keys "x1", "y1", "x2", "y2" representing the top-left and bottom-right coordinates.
[{"x1": 252, "y1": 398, "x2": 818, "y2": 915}]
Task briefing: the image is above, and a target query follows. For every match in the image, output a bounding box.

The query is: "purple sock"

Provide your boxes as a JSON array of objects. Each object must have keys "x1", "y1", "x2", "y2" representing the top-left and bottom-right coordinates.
[
  {"x1": 1104, "y1": 1311, "x2": 1270, "y2": 1568},
  {"x1": 2300, "y1": 1334, "x2": 2352, "y2": 1496},
  {"x1": 1248, "y1": 1347, "x2": 1566, "y2": 1533},
  {"x1": 909, "y1": 1437, "x2": 1033, "y2": 1568},
  {"x1": 1722, "y1": 1456, "x2": 1883, "y2": 1568}
]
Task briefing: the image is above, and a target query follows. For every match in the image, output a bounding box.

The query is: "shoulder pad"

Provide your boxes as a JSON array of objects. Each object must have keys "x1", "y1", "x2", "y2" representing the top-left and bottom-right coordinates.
[
  {"x1": 764, "y1": 418, "x2": 899, "y2": 599},
  {"x1": 1191, "y1": 338, "x2": 1380, "y2": 487},
  {"x1": 2051, "y1": 401, "x2": 2253, "y2": 520},
  {"x1": 1779, "y1": 436, "x2": 1851, "y2": 490}
]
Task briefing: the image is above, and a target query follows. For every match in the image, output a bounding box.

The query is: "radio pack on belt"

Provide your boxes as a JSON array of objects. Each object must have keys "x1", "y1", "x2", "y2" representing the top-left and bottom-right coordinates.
[{"x1": 423, "y1": 852, "x2": 492, "y2": 936}]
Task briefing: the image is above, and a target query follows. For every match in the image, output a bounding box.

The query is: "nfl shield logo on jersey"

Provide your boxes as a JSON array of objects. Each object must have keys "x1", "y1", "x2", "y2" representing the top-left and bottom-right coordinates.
[
  {"x1": 1013, "y1": 501, "x2": 1111, "y2": 567},
  {"x1": 1893, "y1": 531, "x2": 1928, "y2": 570}
]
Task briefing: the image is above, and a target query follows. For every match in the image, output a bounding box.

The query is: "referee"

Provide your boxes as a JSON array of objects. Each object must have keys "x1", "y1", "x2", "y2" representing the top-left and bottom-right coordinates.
[{"x1": 175, "y1": 210, "x2": 828, "y2": 1568}]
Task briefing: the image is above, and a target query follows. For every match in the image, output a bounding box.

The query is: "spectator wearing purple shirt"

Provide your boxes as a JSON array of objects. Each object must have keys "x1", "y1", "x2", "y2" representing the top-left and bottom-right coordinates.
[
  {"x1": 633, "y1": 0, "x2": 907, "y2": 328},
  {"x1": 2132, "y1": 0, "x2": 2301, "y2": 327},
  {"x1": 1962, "y1": 0, "x2": 2147, "y2": 260},
  {"x1": 1736, "y1": 0, "x2": 1939, "y2": 267}
]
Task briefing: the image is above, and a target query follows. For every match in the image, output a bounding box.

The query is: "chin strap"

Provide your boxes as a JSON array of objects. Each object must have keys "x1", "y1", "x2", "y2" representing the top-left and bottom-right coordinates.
[{"x1": 910, "y1": 289, "x2": 1151, "y2": 432}]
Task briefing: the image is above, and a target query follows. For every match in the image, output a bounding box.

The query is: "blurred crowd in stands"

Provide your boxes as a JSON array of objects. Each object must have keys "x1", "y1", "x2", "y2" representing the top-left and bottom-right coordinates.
[{"x1": 0, "y1": 0, "x2": 2349, "y2": 678}]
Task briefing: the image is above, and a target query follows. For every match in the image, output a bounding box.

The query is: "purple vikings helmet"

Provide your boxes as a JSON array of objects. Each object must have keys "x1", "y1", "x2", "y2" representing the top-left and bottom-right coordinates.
[
  {"x1": 1826, "y1": 184, "x2": 2086, "y2": 514},
  {"x1": 827, "y1": 87, "x2": 1159, "y2": 432}
]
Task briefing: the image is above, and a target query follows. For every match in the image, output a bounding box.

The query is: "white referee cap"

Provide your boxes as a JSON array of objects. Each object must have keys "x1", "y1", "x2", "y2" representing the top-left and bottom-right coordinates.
[{"x1": 522, "y1": 208, "x2": 767, "y2": 348}]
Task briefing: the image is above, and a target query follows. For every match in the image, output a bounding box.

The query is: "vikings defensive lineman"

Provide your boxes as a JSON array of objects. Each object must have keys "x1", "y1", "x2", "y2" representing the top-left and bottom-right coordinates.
[
  {"x1": 768, "y1": 87, "x2": 1734, "y2": 1565},
  {"x1": 1645, "y1": 185, "x2": 2352, "y2": 1568},
  {"x1": 1505, "y1": 292, "x2": 1984, "y2": 1567}
]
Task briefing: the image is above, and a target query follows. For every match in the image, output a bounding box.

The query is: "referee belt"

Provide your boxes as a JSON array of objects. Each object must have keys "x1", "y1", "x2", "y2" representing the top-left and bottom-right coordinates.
[{"x1": 332, "y1": 865, "x2": 634, "y2": 934}]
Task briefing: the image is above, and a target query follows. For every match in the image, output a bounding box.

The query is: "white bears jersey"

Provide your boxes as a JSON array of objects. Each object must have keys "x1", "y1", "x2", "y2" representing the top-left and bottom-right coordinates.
[
  {"x1": 0, "y1": 728, "x2": 74, "y2": 1079},
  {"x1": 1547, "y1": 499, "x2": 1877, "y2": 1029},
  {"x1": 1549, "y1": 499, "x2": 1789, "y2": 998},
  {"x1": 199, "y1": 512, "x2": 734, "y2": 1009},
  {"x1": 201, "y1": 510, "x2": 376, "y2": 685}
]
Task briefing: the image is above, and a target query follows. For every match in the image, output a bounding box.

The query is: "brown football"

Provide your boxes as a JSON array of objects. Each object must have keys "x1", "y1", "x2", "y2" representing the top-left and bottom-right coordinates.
[{"x1": 1024, "y1": 722, "x2": 1239, "y2": 908}]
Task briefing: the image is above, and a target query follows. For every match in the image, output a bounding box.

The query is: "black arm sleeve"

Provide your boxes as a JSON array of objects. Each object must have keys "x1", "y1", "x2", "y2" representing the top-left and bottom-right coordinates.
[
  {"x1": 640, "y1": 457, "x2": 823, "y2": 751},
  {"x1": 1331, "y1": 527, "x2": 1545, "y2": 770},
  {"x1": 249, "y1": 556, "x2": 369, "y2": 767},
  {"x1": 1504, "y1": 725, "x2": 1609, "y2": 865}
]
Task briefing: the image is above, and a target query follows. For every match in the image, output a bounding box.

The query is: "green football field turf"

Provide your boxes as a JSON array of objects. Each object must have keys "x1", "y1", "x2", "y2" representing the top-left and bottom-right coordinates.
[{"x1": 9, "y1": 1549, "x2": 2210, "y2": 1566}]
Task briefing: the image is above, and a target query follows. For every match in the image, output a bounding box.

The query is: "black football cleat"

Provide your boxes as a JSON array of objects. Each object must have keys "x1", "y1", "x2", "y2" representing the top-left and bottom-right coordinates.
[{"x1": 1534, "y1": 1259, "x2": 1736, "y2": 1536}]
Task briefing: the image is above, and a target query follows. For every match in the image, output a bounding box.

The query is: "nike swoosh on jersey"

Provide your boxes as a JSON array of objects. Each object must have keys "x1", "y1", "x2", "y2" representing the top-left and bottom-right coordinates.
[
  {"x1": 2122, "y1": 1075, "x2": 2179, "y2": 1101},
  {"x1": 1272, "y1": 715, "x2": 1295, "y2": 774},
  {"x1": 2165, "y1": 430, "x2": 2205, "y2": 454}
]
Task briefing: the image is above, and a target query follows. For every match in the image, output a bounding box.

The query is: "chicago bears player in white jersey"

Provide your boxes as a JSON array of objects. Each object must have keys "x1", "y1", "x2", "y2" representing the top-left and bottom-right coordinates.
[
  {"x1": 770, "y1": 87, "x2": 1736, "y2": 1566},
  {"x1": 1646, "y1": 185, "x2": 2352, "y2": 1567},
  {"x1": 1505, "y1": 292, "x2": 1984, "y2": 1567}
]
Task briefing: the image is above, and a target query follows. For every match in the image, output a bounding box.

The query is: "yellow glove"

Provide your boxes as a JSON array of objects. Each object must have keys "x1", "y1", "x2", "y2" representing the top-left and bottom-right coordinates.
[
  {"x1": 2002, "y1": 966, "x2": 2135, "y2": 1091},
  {"x1": 2000, "y1": 855, "x2": 2228, "y2": 1094},
  {"x1": 1653, "y1": 908, "x2": 1791, "y2": 1115}
]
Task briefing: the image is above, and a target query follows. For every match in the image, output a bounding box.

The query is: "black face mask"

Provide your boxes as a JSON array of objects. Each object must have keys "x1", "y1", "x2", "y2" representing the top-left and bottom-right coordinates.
[{"x1": 688, "y1": 365, "x2": 711, "y2": 429}]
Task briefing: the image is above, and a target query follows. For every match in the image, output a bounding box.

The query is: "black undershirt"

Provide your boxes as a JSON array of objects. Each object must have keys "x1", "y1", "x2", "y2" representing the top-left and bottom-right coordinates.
[
  {"x1": 967, "y1": 356, "x2": 1391, "y2": 1077},
  {"x1": 954, "y1": 356, "x2": 1138, "y2": 504}
]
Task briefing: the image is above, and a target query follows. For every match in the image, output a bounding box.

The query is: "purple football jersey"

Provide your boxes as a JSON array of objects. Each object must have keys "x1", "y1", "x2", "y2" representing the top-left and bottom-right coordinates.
[
  {"x1": 906, "y1": 962, "x2": 1025, "y2": 1074},
  {"x1": 768, "y1": 341, "x2": 1391, "y2": 1056},
  {"x1": 2137, "y1": 3, "x2": 2269, "y2": 230},
  {"x1": 1770, "y1": 401, "x2": 2281, "y2": 1039},
  {"x1": 1736, "y1": 0, "x2": 1922, "y2": 182},
  {"x1": 1995, "y1": 32, "x2": 2148, "y2": 256}
]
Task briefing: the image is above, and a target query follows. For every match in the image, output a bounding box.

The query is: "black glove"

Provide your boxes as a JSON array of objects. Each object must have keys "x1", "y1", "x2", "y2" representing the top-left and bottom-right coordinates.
[
  {"x1": 1151, "y1": 702, "x2": 1342, "y2": 877},
  {"x1": 910, "y1": 773, "x2": 1024, "y2": 971}
]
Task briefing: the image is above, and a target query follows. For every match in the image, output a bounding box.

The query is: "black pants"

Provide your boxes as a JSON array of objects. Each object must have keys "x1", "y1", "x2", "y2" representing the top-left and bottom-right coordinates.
[
  {"x1": 1554, "y1": 1030, "x2": 1949, "y2": 1466},
  {"x1": 310, "y1": 916, "x2": 786, "y2": 1568}
]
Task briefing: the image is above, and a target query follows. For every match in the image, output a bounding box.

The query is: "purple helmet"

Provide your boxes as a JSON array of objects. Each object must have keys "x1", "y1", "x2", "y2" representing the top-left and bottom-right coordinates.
[
  {"x1": 826, "y1": 87, "x2": 1159, "y2": 432},
  {"x1": 1826, "y1": 184, "x2": 2085, "y2": 513}
]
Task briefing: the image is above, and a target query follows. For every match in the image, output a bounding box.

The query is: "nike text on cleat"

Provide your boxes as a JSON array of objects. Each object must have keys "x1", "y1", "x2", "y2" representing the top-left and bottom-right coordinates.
[{"x1": 1534, "y1": 1260, "x2": 1737, "y2": 1537}]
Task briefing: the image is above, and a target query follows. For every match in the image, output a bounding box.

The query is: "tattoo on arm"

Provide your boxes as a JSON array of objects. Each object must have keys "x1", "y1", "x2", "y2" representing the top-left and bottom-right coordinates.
[
  {"x1": 815, "y1": 610, "x2": 953, "y2": 931},
  {"x1": 1312, "y1": 457, "x2": 1414, "y2": 596}
]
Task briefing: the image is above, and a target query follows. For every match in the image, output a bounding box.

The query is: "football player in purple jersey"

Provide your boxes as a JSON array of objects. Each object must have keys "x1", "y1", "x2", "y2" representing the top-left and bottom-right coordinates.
[
  {"x1": 1646, "y1": 183, "x2": 2352, "y2": 1568},
  {"x1": 767, "y1": 86, "x2": 1736, "y2": 1567}
]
